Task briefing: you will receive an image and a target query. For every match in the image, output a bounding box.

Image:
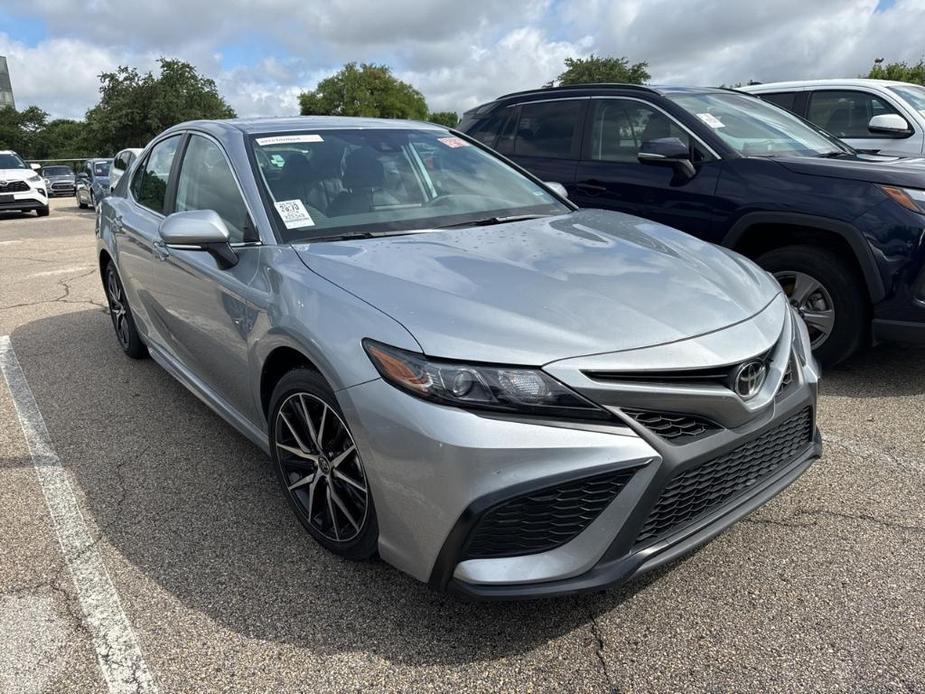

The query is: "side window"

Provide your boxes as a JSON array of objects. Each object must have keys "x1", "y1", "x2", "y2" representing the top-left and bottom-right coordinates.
[
  {"x1": 113, "y1": 153, "x2": 127, "y2": 172},
  {"x1": 174, "y1": 135, "x2": 252, "y2": 244},
  {"x1": 513, "y1": 100, "x2": 583, "y2": 159},
  {"x1": 587, "y1": 100, "x2": 693, "y2": 163},
  {"x1": 132, "y1": 136, "x2": 181, "y2": 214},
  {"x1": 467, "y1": 111, "x2": 511, "y2": 148},
  {"x1": 760, "y1": 92, "x2": 799, "y2": 114},
  {"x1": 808, "y1": 90, "x2": 901, "y2": 138}
]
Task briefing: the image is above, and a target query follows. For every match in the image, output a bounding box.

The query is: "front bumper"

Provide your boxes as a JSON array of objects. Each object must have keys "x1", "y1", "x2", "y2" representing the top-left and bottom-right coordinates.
[{"x1": 0, "y1": 189, "x2": 48, "y2": 211}]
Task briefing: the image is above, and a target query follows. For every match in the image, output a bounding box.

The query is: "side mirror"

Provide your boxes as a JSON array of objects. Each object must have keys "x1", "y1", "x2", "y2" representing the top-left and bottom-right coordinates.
[
  {"x1": 638, "y1": 137, "x2": 696, "y2": 178},
  {"x1": 544, "y1": 181, "x2": 569, "y2": 199},
  {"x1": 159, "y1": 209, "x2": 238, "y2": 268},
  {"x1": 30, "y1": 163, "x2": 41, "y2": 171},
  {"x1": 868, "y1": 113, "x2": 911, "y2": 135}
]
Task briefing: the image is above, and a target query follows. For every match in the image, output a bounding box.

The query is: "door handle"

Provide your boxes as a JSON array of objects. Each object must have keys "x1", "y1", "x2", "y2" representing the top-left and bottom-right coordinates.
[
  {"x1": 152, "y1": 240, "x2": 171, "y2": 261},
  {"x1": 576, "y1": 181, "x2": 607, "y2": 193}
]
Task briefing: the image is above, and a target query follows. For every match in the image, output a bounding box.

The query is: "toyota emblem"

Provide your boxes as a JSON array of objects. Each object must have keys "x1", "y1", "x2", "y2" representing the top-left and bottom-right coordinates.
[{"x1": 733, "y1": 360, "x2": 767, "y2": 399}]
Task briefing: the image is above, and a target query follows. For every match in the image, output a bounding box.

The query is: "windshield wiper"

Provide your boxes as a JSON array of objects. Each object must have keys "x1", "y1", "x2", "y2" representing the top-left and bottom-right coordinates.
[{"x1": 436, "y1": 214, "x2": 549, "y2": 229}]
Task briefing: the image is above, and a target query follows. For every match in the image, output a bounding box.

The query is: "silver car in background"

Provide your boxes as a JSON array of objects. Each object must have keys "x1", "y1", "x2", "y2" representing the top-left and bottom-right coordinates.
[{"x1": 96, "y1": 117, "x2": 821, "y2": 598}]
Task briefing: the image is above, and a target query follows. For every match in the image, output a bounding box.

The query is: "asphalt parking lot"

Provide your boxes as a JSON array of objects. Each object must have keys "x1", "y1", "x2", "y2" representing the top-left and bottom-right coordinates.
[{"x1": 1, "y1": 197, "x2": 924, "y2": 693}]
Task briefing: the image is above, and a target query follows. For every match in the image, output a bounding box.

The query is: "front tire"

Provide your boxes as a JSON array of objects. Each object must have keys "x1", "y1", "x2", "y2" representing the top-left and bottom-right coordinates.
[
  {"x1": 757, "y1": 245, "x2": 866, "y2": 366},
  {"x1": 35, "y1": 205, "x2": 49, "y2": 217},
  {"x1": 269, "y1": 368, "x2": 378, "y2": 561},
  {"x1": 103, "y1": 263, "x2": 147, "y2": 359}
]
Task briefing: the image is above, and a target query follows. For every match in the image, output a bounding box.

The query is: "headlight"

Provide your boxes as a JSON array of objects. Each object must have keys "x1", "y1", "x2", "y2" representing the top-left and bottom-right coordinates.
[
  {"x1": 880, "y1": 185, "x2": 925, "y2": 214},
  {"x1": 363, "y1": 339, "x2": 609, "y2": 420},
  {"x1": 28, "y1": 174, "x2": 42, "y2": 183}
]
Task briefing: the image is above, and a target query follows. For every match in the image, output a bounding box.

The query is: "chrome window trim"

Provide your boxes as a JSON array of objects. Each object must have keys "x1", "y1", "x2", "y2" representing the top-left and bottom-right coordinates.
[{"x1": 589, "y1": 95, "x2": 721, "y2": 160}]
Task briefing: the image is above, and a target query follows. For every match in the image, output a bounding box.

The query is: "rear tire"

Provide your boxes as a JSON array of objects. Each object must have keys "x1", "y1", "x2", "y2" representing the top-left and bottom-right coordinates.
[
  {"x1": 103, "y1": 263, "x2": 148, "y2": 359},
  {"x1": 757, "y1": 245, "x2": 866, "y2": 367},
  {"x1": 269, "y1": 368, "x2": 378, "y2": 561}
]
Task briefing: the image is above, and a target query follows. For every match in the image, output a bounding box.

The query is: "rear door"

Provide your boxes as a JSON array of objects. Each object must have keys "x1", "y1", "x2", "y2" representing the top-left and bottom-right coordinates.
[
  {"x1": 571, "y1": 97, "x2": 724, "y2": 239},
  {"x1": 504, "y1": 98, "x2": 587, "y2": 193}
]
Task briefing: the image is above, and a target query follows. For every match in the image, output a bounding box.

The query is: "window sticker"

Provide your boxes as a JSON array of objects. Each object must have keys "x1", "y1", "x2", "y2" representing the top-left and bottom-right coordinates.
[
  {"x1": 437, "y1": 136, "x2": 470, "y2": 148},
  {"x1": 256, "y1": 134, "x2": 324, "y2": 146},
  {"x1": 696, "y1": 113, "x2": 725, "y2": 128},
  {"x1": 274, "y1": 199, "x2": 315, "y2": 229}
]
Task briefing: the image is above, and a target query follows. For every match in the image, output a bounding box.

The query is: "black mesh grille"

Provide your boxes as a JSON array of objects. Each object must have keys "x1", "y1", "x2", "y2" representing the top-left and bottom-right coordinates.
[
  {"x1": 635, "y1": 407, "x2": 813, "y2": 548},
  {"x1": 0, "y1": 180, "x2": 29, "y2": 192},
  {"x1": 622, "y1": 409, "x2": 718, "y2": 443},
  {"x1": 463, "y1": 468, "x2": 637, "y2": 559}
]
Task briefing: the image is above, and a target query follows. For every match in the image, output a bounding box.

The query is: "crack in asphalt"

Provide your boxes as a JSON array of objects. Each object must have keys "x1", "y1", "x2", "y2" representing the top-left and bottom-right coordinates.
[
  {"x1": 745, "y1": 508, "x2": 925, "y2": 534},
  {"x1": 0, "y1": 267, "x2": 107, "y2": 312},
  {"x1": 587, "y1": 607, "x2": 620, "y2": 694}
]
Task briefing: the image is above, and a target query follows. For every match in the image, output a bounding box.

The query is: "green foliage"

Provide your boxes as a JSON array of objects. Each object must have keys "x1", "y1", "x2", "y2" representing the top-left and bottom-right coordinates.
[
  {"x1": 84, "y1": 58, "x2": 235, "y2": 155},
  {"x1": 32, "y1": 119, "x2": 89, "y2": 159},
  {"x1": 0, "y1": 105, "x2": 49, "y2": 156},
  {"x1": 427, "y1": 111, "x2": 459, "y2": 128},
  {"x1": 549, "y1": 55, "x2": 650, "y2": 87},
  {"x1": 299, "y1": 63, "x2": 428, "y2": 120},
  {"x1": 866, "y1": 59, "x2": 925, "y2": 85}
]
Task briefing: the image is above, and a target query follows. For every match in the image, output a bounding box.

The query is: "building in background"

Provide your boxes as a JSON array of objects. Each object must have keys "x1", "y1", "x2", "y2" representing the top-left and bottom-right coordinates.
[{"x1": 0, "y1": 57, "x2": 15, "y2": 109}]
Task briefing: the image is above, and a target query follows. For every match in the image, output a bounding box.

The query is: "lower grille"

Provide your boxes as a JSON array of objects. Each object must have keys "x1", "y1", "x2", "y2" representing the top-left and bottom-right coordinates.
[
  {"x1": 622, "y1": 409, "x2": 718, "y2": 443},
  {"x1": 635, "y1": 407, "x2": 813, "y2": 547},
  {"x1": 0, "y1": 180, "x2": 29, "y2": 192},
  {"x1": 462, "y1": 468, "x2": 638, "y2": 560}
]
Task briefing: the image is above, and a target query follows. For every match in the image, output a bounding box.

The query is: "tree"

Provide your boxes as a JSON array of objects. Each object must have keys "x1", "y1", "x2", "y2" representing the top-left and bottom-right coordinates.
[
  {"x1": 427, "y1": 111, "x2": 459, "y2": 128},
  {"x1": 548, "y1": 55, "x2": 650, "y2": 87},
  {"x1": 0, "y1": 105, "x2": 49, "y2": 157},
  {"x1": 32, "y1": 119, "x2": 90, "y2": 159},
  {"x1": 299, "y1": 63, "x2": 428, "y2": 120},
  {"x1": 866, "y1": 59, "x2": 925, "y2": 85},
  {"x1": 84, "y1": 58, "x2": 235, "y2": 155}
]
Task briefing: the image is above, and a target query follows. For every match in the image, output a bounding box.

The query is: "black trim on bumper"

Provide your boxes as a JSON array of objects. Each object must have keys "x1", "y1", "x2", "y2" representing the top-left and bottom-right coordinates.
[
  {"x1": 872, "y1": 318, "x2": 925, "y2": 345},
  {"x1": 449, "y1": 433, "x2": 821, "y2": 600},
  {"x1": 0, "y1": 199, "x2": 45, "y2": 211}
]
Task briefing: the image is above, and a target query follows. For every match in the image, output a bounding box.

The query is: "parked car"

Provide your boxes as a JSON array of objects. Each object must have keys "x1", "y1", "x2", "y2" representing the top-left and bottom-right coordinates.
[
  {"x1": 40, "y1": 164, "x2": 77, "y2": 197},
  {"x1": 76, "y1": 158, "x2": 113, "y2": 209},
  {"x1": 109, "y1": 147, "x2": 143, "y2": 192},
  {"x1": 97, "y1": 117, "x2": 820, "y2": 598},
  {"x1": 459, "y1": 84, "x2": 925, "y2": 365},
  {"x1": 742, "y1": 79, "x2": 925, "y2": 156},
  {"x1": 0, "y1": 149, "x2": 49, "y2": 216}
]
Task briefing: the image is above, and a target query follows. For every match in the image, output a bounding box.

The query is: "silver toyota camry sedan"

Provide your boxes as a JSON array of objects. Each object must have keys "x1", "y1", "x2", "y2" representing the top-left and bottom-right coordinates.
[{"x1": 96, "y1": 117, "x2": 821, "y2": 598}]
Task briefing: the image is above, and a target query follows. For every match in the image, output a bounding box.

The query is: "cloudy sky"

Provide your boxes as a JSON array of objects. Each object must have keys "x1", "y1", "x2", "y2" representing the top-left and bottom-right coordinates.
[{"x1": 0, "y1": 0, "x2": 921, "y2": 120}]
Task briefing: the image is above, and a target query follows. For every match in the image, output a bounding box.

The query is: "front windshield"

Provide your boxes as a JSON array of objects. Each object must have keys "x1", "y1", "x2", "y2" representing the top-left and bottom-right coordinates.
[
  {"x1": 888, "y1": 85, "x2": 925, "y2": 113},
  {"x1": 0, "y1": 153, "x2": 27, "y2": 169},
  {"x1": 252, "y1": 128, "x2": 569, "y2": 240},
  {"x1": 94, "y1": 161, "x2": 111, "y2": 176},
  {"x1": 42, "y1": 166, "x2": 72, "y2": 176},
  {"x1": 669, "y1": 92, "x2": 851, "y2": 157}
]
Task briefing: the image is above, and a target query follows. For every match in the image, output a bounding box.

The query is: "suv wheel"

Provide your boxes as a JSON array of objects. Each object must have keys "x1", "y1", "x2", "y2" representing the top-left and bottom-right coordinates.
[
  {"x1": 269, "y1": 368, "x2": 378, "y2": 561},
  {"x1": 757, "y1": 245, "x2": 866, "y2": 366},
  {"x1": 36, "y1": 205, "x2": 49, "y2": 217}
]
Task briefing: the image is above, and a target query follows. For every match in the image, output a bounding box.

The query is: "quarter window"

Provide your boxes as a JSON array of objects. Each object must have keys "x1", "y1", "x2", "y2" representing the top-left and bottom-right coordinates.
[
  {"x1": 467, "y1": 110, "x2": 512, "y2": 148},
  {"x1": 808, "y1": 90, "x2": 902, "y2": 139},
  {"x1": 132, "y1": 136, "x2": 181, "y2": 214},
  {"x1": 175, "y1": 135, "x2": 253, "y2": 243},
  {"x1": 513, "y1": 100, "x2": 583, "y2": 159},
  {"x1": 588, "y1": 100, "x2": 695, "y2": 163}
]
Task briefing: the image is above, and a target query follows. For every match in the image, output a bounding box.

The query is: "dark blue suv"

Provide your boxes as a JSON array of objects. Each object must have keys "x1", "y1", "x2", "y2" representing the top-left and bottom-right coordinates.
[{"x1": 459, "y1": 84, "x2": 925, "y2": 365}]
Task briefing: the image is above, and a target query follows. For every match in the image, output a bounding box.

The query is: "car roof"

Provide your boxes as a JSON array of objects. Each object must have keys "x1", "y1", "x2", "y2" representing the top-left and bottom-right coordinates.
[
  {"x1": 168, "y1": 116, "x2": 447, "y2": 138},
  {"x1": 742, "y1": 78, "x2": 919, "y2": 92}
]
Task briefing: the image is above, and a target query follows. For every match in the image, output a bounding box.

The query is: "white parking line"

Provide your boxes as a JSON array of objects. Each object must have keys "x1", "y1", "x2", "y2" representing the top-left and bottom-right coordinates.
[
  {"x1": 27, "y1": 265, "x2": 93, "y2": 278},
  {"x1": 0, "y1": 335, "x2": 158, "y2": 694}
]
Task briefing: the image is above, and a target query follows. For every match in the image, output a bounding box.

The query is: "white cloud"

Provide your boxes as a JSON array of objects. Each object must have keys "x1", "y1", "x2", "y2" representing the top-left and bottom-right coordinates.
[{"x1": 3, "y1": 0, "x2": 925, "y2": 122}]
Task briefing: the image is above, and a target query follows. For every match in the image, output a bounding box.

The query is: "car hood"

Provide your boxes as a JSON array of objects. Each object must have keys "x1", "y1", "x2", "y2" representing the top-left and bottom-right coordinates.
[
  {"x1": 294, "y1": 209, "x2": 782, "y2": 365},
  {"x1": 0, "y1": 169, "x2": 36, "y2": 183},
  {"x1": 774, "y1": 153, "x2": 925, "y2": 187}
]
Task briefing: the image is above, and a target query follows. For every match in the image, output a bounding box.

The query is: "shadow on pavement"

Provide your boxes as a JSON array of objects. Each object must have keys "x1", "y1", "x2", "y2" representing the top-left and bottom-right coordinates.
[
  {"x1": 820, "y1": 342, "x2": 925, "y2": 398},
  {"x1": 7, "y1": 308, "x2": 680, "y2": 666}
]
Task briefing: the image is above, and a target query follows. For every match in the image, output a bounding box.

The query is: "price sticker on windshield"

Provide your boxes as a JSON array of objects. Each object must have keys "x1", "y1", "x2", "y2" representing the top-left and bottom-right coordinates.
[
  {"x1": 274, "y1": 199, "x2": 314, "y2": 229},
  {"x1": 696, "y1": 113, "x2": 725, "y2": 128},
  {"x1": 437, "y1": 136, "x2": 470, "y2": 148}
]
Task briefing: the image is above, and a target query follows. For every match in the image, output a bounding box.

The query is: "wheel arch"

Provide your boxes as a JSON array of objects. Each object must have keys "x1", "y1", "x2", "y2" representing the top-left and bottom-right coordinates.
[
  {"x1": 259, "y1": 344, "x2": 323, "y2": 422},
  {"x1": 722, "y1": 212, "x2": 885, "y2": 304}
]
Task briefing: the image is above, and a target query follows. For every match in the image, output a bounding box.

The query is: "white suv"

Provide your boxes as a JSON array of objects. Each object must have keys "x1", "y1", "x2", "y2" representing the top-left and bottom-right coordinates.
[
  {"x1": 0, "y1": 150, "x2": 49, "y2": 216},
  {"x1": 743, "y1": 79, "x2": 925, "y2": 156}
]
